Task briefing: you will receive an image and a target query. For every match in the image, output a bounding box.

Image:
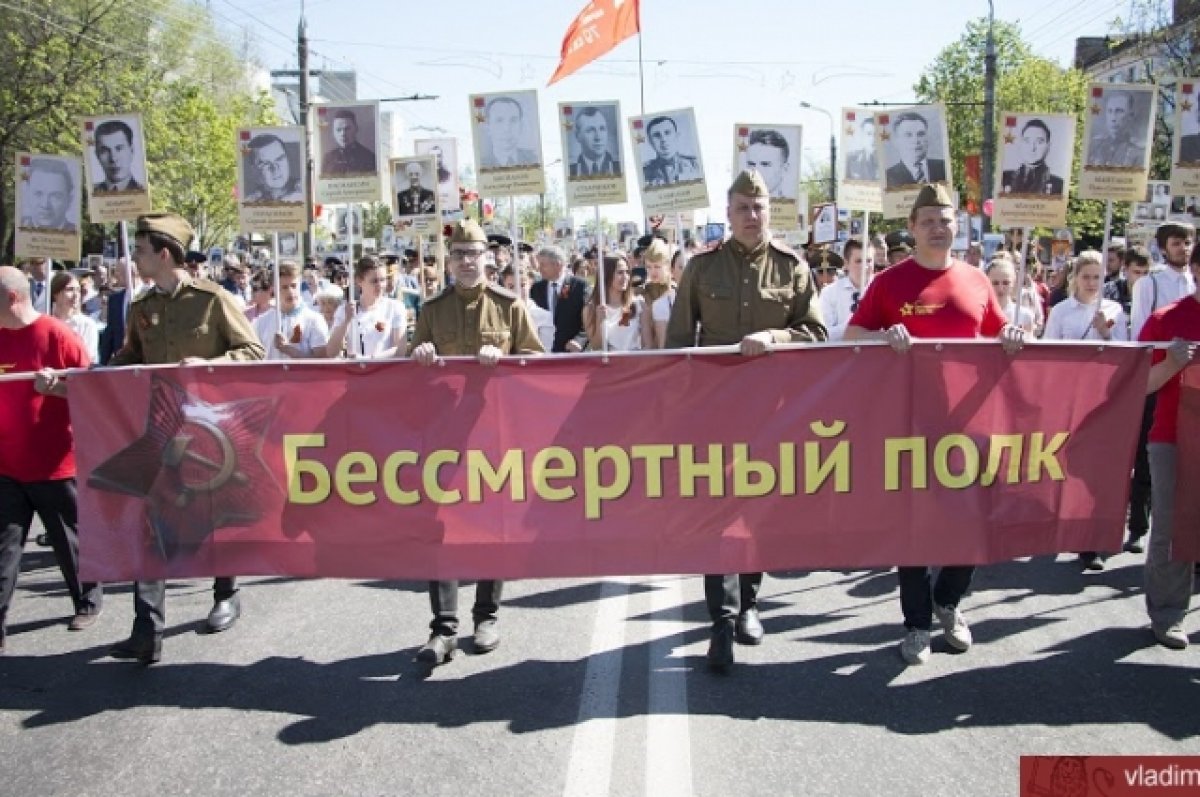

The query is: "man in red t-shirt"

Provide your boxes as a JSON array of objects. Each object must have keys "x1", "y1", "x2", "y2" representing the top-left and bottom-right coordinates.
[
  {"x1": 845, "y1": 184, "x2": 1025, "y2": 666},
  {"x1": 0, "y1": 266, "x2": 103, "y2": 653},
  {"x1": 1137, "y1": 284, "x2": 1200, "y2": 650}
]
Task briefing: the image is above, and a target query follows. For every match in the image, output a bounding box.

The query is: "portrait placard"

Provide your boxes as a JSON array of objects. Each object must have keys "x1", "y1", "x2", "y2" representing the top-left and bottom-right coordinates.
[
  {"x1": 1172, "y1": 81, "x2": 1200, "y2": 195},
  {"x1": 812, "y1": 202, "x2": 838, "y2": 244},
  {"x1": 560, "y1": 101, "x2": 627, "y2": 207},
  {"x1": 81, "y1": 113, "x2": 151, "y2": 223},
  {"x1": 1079, "y1": 83, "x2": 1155, "y2": 201},
  {"x1": 414, "y1": 138, "x2": 462, "y2": 215},
  {"x1": 236, "y1": 126, "x2": 308, "y2": 233},
  {"x1": 334, "y1": 206, "x2": 363, "y2": 242},
  {"x1": 993, "y1": 112, "x2": 1075, "y2": 228},
  {"x1": 313, "y1": 101, "x2": 381, "y2": 205},
  {"x1": 875, "y1": 104, "x2": 952, "y2": 219},
  {"x1": 470, "y1": 90, "x2": 545, "y2": 197},
  {"x1": 15, "y1": 152, "x2": 82, "y2": 261},
  {"x1": 839, "y1": 108, "x2": 882, "y2": 212},
  {"x1": 629, "y1": 108, "x2": 708, "y2": 215},
  {"x1": 733, "y1": 122, "x2": 801, "y2": 230},
  {"x1": 554, "y1": 217, "x2": 574, "y2": 239},
  {"x1": 390, "y1": 155, "x2": 440, "y2": 234}
]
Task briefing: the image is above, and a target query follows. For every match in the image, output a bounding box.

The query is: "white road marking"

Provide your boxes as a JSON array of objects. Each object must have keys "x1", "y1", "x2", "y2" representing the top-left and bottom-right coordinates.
[{"x1": 644, "y1": 575, "x2": 694, "y2": 797}]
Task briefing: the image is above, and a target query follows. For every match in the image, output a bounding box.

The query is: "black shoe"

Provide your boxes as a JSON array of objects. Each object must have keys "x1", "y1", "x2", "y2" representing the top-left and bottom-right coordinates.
[
  {"x1": 1124, "y1": 534, "x2": 1146, "y2": 554},
  {"x1": 205, "y1": 596, "x2": 241, "y2": 633},
  {"x1": 416, "y1": 634, "x2": 458, "y2": 665},
  {"x1": 473, "y1": 619, "x2": 500, "y2": 654},
  {"x1": 735, "y1": 607, "x2": 764, "y2": 645},
  {"x1": 35, "y1": 533, "x2": 50, "y2": 548},
  {"x1": 1080, "y1": 552, "x2": 1106, "y2": 572},
  {"x1": 707, "y1": 622, "x2": 735, "y2": 674},
  {"x1": 109, "y1": 634, "x2": 162, "y2": 664}
]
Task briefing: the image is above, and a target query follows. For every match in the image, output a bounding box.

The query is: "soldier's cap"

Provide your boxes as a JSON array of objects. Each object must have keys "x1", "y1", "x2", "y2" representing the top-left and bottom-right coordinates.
[
  {"x1": 911, "y1": 183, "x2": 955, "y2": 212},
  {"x1": 486, "y1": 232, "x2": 511, "y2": 247},
  {"x1": 184, "y1": 250, "x2": 207, "y2": 264},
  {"x1": 517, "y1": 241, "x2": 534, "y2": 254},
  {"x1": 451, "y1": 219, "x2": 489, "y2": 245},
  {"x1": 728, "y1": 169, "x2": 770, "y2": 198},
  {"x1": 885, "y1": 230, "x2": 915, "y2": 253},
  {"x1": 136, "y1": 212, "x2": 194, "y2": 250},
  {"x1": 814, "y1": 250, "x2": 844, "y2": 271}
]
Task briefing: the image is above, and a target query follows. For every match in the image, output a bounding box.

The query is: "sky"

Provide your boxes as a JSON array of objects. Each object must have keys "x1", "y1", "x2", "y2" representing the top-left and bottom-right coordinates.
[{"x1": 205, "y1": 0, "x2": 1135, "y2": 228}]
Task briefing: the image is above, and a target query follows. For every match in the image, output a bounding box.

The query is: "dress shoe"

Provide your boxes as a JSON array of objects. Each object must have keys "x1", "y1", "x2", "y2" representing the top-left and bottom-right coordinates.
[
  {"x1": 1079, "y1": 552, "x2": 1106, "y2": 572},
  {"x1": 707, "y1": 621, "x2": 735, "y2": 674},
  {"x1": 205, "y1": 596, "x2": 241, "y2": 633},
  {"x1": 473, "y1": 619, "x2": 501, "y2": 654},
  {"x1": 68, "y1": 608, "x2": 101, "y2": 631},
  {"x1": 735, "y1": 608, "x2": 764, "y2": 645},
  {"x1": 416, "y1": 634, "x2": 458, "y2": 665},
  {"x1": 110, "y1": 634, "x2": 162, "y2": 664},
  {"x1": 1123, "y1": 533, "x2": 1146, "y2": 554}
]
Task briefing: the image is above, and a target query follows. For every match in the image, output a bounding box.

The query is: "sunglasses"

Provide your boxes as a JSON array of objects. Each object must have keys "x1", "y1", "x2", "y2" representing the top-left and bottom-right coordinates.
[{"x1": 814, "y1": 267, "x2": 838, "y2": 276}]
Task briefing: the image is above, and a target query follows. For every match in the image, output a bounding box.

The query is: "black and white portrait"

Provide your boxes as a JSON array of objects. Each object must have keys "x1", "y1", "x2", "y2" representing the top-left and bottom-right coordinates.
[
  {"x1": 18, "y1": 154, "x2": 81, "y2": 232},
  {"x1": 735, "y1": 124, "x2": 800, "y2": 201},
  {"x1": 880, "y1": 107, "x2": 949, "y2": 190},
  {"x1": 414, "y1": 138, "x2": 461, "y2": 212},
  {"x1": 474, "y1": 91, "x2": 542, "y2": 170},
  {"x1": 391, "y1": 156, "x2": 438, "y2": 218},
  {"x1": 335, "y1": 206, "x2": 363, "y2": 238},
  {"x1": 316, "y1": 102, "x2": 379, "y2": 177},
  {"x1": 1148, "y1": 180, "x2": 1172, "y2": 207},
  {"x1": 633, "y1": 109, "x2": 704, "y2": 188},
  {"x1": 999, "y1": 114, "x2": 1073, "y2": 198},
  {"x1": 555, "y1": 218, "x2": 574, "y2": 239},
  {"x1": 1084, "y1": 86, "x2": 1153, "y2": 169},
  {"x1": 565, "y1": 103, "x2": 622, "y2": 179},
  {"x1": 842, "y1": 111, "x2": 878, "y2": 182},
  {"x1": 278, "y1": 232, "x2": 299, "y2": 257},
  {"x1": 83, "y1": 114, "x2": 147, "y2": 194},
  {"x1": 240, "y1": 128, "x2": 306, "y2": 203}
]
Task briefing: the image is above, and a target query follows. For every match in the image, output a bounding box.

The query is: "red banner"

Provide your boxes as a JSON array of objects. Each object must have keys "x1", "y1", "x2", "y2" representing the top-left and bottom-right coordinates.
[
  {"x1": 1021, "y1": 756, "x2": 1200, "y2": 796},
  {"x1": 71, "y1": 344, "x2": 1149, "y2": 582},
  {"x1": 548, "y1": 0, "x2": 641, "y2": 85},
  {"x1": 1172, "y1": 369, "x2": 1200, "y2": 560}
]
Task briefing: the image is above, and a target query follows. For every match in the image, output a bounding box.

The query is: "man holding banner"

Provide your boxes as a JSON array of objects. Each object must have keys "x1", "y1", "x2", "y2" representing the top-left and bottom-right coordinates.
[
  {"x1": 844, "y1": 184, "x2": 1025, "y2": 666},
  {"x1": 665, "y1": 170, "x2": 826, "y2": 674}
]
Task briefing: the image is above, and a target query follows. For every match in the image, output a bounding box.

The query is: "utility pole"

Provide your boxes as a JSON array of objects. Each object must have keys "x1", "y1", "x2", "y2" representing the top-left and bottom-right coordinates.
[
  {"x1": 298, "y1": 14, "x2": 314, "y2": 258},
  {"x1": 982, "y1": 0, "x2": 997, "y2": 232}
]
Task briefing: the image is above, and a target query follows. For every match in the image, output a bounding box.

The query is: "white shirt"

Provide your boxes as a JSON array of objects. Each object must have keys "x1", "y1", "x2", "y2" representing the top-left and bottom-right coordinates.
[
  {"x1": 525, "y1": 298, "x2": 555, "y2": 354},
  {"x1": 1001, "y1": 300, "x2": 1037, "y2": 334},
  {"x1": 61, "y1": 312, "x2": 99, "y2": 363},
  {"x1": 819, "y1": 274, "x2": 864, "y2": 341},
  {"x1": 332, "y1": 296, "x2": 406, "y2": 358},
  {"x1": 1044, "y1": 296, "x2": 1128, "y2": 342},
  {"x1": 598, "y1": 299, "x2": 644, "y2": 351},
  {"x1": 651, "y1": 288, "x2": 676, "y2": 324},
  {"x1": 1131, "y1": 265, "x2": 1195, "y2": 339},
  {"x1": 252, "y1": 306, "x2": 330, "y2": 360}
]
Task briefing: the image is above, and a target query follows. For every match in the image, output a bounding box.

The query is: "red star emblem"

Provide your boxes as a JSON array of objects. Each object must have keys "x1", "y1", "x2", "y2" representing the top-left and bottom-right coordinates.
[
  {"x1": 1004, "y1": 132, "x2": 1015, "y2": 144},
  {"x1": 474, "y1": 112, "x2": 486, "y2": 124},
  {"x1": 1091, "y1": 104, "x2": 1101, "y2": 115},
  {"x1": 87, "y1": 376, "x2": 280, "y2": 561},
  {"x1": 846, "y1": 111, "x2": 856, "y2": 122}
]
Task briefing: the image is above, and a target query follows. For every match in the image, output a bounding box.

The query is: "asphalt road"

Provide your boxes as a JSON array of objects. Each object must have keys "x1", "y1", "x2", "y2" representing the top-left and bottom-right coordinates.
[{"x1": 0, "y1": 524, "x2": 1196, "y2": 796}]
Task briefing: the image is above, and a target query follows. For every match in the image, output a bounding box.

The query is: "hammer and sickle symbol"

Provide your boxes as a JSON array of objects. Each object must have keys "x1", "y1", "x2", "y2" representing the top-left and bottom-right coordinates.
[{"x1": 162, "y1": 418, "x2": 249, "y2": 508}]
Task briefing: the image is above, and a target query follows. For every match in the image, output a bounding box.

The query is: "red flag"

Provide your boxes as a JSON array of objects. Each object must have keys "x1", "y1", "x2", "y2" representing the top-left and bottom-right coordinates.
[{"x1": 548, "y1": 0, "x2": 641, "y2": 85}]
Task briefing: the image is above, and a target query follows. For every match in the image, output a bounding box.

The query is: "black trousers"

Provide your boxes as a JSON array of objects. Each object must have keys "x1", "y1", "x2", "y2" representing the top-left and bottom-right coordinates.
[
  {"x1": 0, "y1": 476, "x2": 102, "y2": 632},
  {"x1": 897, "y1": 565, "x2": 974, "y2": 630},
  {"x1": 132, "y1": 578, "x2": 238, "y2": 638},
  {"x1": 704, "y1": 572, "x2": 763, "y2": 627},
  {"x1": 1128, "y1": 394, "x2": 1156, "y2": 537},
  {"x1": 427, "y1": 580, "x2": 503, "y2": 636}
]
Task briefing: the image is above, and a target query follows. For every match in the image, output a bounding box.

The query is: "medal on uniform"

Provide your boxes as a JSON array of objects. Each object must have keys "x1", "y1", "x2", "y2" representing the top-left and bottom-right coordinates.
[{"x1": 151, "y1": 312, "x2": 160, "y2": 326}]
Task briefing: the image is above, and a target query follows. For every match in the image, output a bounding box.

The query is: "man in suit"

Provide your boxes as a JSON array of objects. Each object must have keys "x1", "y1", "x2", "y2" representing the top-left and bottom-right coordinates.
[
  {"x1": 245, "y1": 134, "x2": 304, "y2": 202},
  {"x1": 642, "y1": 115, "x2": 701, "y2": 186},
  {"x1": 884, "y1": 112, "x2": 947, "y2": 189},
  {"x1": 92, "y1": 120, "x2": 143, "y2": 193},
  {"x1": 97, "y1": 277, "x2": 127, "y2": 366},
  {"x1": 481, "y1": 96, "x2": 538, "y2": 168},
  {"x1": 396, "y1": 161, "x2": 437, "y2": 216},
  {"x1": 321, "y1": 109, "x2": 377, "y2": 176},
  {"x1": 1001, "y1": 118, "x2": 1065, "y2": 196},
  {"x1": 530, "y1": 245, "x2": 590, "y2": 352},
  {"x1": 569, "y1": 106, "x2": 621, "y2": 177},
  {"x1": 22, "y1": 159, "x2": 77, "y2": 232},
  {"x1": 845, "y1": 116, "x2": 879, "y2": 181}
]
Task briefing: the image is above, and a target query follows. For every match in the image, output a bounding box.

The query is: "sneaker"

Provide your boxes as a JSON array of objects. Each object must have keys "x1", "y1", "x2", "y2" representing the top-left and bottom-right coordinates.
[
  {"x1": 1123, "y1": 534, "x2": 1146, "y2": 554},
  {"x1": 416, "y1": 634, "x2": 458, "y2": 665},
  {"x1": 900, "y1": 629, "x2": 931, "y2": 665},
  {"x1": 1152, "y1": 624, "x2": 1189, "y2": 650},
  {"x1": 934, "y1": 603, "x2": 973, "y2": 651},
  {"x1": 473, "y1": 619, "x2": 500, "y2": 654}
]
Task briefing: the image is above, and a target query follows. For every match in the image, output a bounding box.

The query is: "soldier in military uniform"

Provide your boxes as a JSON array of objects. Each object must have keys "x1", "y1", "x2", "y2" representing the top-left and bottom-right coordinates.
[
  {"x1": 1001, "y1": 119, "x2": 1065, "y2": 196},
  {"x1": 409, "y1": 219, "x2": 544, "y2": 666},
  {"x1": 665, "y1": 170, "x2": 827, "y2": 673},
  {"x1": 642, "y1": 116, "x2": 702, "y2": 186},
  {"x1": 322, "y1": 109, "x2": 377, "y2": 176},
  {"x1": 395, "y1": 161, "x2": 437, "y2": 216},
  {"x1": 1087, "y1": 91, "x2": 1146, "y2": 168},
  {"x1": 108, "y1": 213, "x2": 265, "y2": 663}
]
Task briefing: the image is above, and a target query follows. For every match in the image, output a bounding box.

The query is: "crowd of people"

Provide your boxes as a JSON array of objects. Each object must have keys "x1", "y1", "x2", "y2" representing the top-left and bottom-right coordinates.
[{"x1": 2, "y1": 170, "x2": 1197, "y2": 673}]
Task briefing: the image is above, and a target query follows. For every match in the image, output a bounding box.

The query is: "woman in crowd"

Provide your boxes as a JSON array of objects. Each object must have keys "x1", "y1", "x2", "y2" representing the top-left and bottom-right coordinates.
[
  {"x1": 1043, "y1": 249, "x2": 1128, "y2": 572},
  {"x1": 985, "y1": 258, "x2": 1037, "y2": 334},
  {"x1": 583, "y1": 254, "x2": 652, "y2": 352},
  {"x1": 641, "y1": 238, "x2": 673, "y2": 310},
  {"x1": 244, "y1": 272, "x2": 274, "y2": 322},
  {"x1": 326, "y1": 256, "x2": 407, "y2": 359},
  {"x1": 50, "y1": 271, "x2": 99, "y2": 363},
  {"x1": 314, "y1": 285, "x2": 344, "y2": 334},
  {"x1": 650, "y1": 248, "x2": 686, "y2": 349}
]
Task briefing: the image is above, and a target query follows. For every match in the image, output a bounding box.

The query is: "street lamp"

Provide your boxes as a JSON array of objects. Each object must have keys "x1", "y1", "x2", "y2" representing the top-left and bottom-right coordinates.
[{"x1": 799, "y1": 101, "x2": 837, "y2": 202}]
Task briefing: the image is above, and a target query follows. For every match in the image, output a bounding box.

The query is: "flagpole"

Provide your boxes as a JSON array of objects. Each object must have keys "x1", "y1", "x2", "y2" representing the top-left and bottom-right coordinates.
[
  {"x1": 637, "y1": 33, "x2": 645, "y2": 117},
  {"x1": 596, "y1": 204, "x2": 608, "y2": 353},
  {"x1": 272, "y1": 232, "x2": 283, "y2": 337}
]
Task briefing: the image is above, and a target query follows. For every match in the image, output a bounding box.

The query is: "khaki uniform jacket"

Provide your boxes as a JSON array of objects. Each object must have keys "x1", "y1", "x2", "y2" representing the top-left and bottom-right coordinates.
[
  {"x1": 412, "y1": 283, "x2": 545, "y2": 356},
  {"x1": 665, "y1": 238, "x2": 827, "y2": 348},
  {"x1": 109, "y1": 274, "x2": 265, "y2": 365}
]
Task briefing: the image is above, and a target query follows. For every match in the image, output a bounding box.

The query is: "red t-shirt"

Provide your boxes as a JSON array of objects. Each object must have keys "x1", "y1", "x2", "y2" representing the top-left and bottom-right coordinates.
[
  {"x1": 0, "y1": 315, "x2": 90, "y2": 481},
  {"x1": 1138, "y1": 295, "x2": 1200, "y2": 444},
  {"x1": 848, "y1": 257, "x2": 1007, "y2": 339}
]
